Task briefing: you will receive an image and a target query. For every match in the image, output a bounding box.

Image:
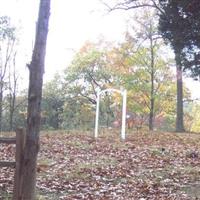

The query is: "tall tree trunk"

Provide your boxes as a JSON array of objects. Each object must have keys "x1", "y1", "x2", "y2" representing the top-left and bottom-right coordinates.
[
  {"x1": 19, "y1": 1, "x2": 51, "y2": 199},
  {"x1": 149, "y1": 30, "x2": 155, "y2": 131},
  {"x1": 175, "y1": 50, "x2": 185, "y2": 132}
]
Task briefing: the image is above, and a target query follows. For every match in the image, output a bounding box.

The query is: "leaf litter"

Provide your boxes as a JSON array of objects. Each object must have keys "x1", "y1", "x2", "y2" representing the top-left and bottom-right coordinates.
[{"x1": 0, "y1": 130, "x2": 200, "y2": 199}]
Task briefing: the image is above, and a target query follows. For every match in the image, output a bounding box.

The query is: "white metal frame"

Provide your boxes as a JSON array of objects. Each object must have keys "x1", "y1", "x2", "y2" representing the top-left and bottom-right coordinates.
[{"x1": 94, "y1": 88, "x2": 127, "y2": 140}]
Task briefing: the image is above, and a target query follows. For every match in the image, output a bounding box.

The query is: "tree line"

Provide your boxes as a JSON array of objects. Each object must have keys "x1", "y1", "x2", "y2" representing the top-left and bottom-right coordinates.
[
  {"x1": 1, "y1": 7, "x2": 200, "y2": 133},
  {"x1": 102, "y1": 0, "x2": 200, "y2": 132}
]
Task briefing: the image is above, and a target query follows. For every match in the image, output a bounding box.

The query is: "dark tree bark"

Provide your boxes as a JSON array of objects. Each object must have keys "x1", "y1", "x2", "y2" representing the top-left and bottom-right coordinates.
[
  {"x1": 175, "y1": 50, "x2": 185, "y2": 132},
  {"x1": 17, "y1": 0, "x2": 51, "y2": 199}
]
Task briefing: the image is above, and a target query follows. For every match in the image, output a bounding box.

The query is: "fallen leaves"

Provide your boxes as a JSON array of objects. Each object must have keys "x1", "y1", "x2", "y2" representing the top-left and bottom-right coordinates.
[{"x1": 0, "y1": 130, "x2": 200, "y2": 199}]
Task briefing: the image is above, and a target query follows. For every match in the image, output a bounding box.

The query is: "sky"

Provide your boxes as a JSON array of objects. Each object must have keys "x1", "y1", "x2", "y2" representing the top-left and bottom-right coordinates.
[
  {"x1": 0, "y1": 0, "x2": 128, "y2": 80},
  {"x1": 0, "y1": 0, "x2": 199, "y2": 99}
]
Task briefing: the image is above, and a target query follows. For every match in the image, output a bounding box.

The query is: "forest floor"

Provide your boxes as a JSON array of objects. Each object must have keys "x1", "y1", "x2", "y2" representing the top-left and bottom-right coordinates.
[{"x1": 0, "y1": 129, "x2": 200, "y2": 200}]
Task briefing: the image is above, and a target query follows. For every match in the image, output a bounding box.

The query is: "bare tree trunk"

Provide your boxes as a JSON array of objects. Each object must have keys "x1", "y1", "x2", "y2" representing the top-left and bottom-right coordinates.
[
  {"x1": 9, "y1": 52, "x2": 17, "y2": 131},
  {"x1": 149, "y1": 76, "x2": 154, "y2": 130},
  {"x1": 9, "y1": 96, "x2": 15, "y2": 131},
  {"x1": 149, "y1": 23, "x2": 155, "y2": 131},
  {"x1": 18, "y1": 1, "x2": 51, "y2": 199},
  {"x1": 175, "y1": 51, "x2": 185, "y2": 132}
]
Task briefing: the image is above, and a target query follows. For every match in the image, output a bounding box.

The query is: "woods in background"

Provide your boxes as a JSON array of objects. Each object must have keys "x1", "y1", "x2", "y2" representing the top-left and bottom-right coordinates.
[
  {"x1": 1, "y1": 28, "x2": 200, "y2": 133},
  {"x1": 0, "y1": 1, "x2": 200, "y2": 133}
]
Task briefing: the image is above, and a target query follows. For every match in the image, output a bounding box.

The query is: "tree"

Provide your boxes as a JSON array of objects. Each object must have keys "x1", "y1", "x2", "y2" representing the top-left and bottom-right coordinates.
[
  {"x1": 8, "y1": 51, "x2": 19, "y2": 131},
  {"x1": 42, "y1": 73, "x2": 65, "y2": 129},
  {"x1": 131, "y1": 10, "x2": 162, "y2": 130},
  {"x1": 158, "y1": 0, "x2": 200, "y2": 131},
  {"x1": 16, "y1": 0, "x2": 51, "y2": 199},
  {"x1": 65, "y1": 41, "x2": 113, "y2": 101},
  {"x1": 109, "y1": 32, "x2": 177, "y2": 130},
  {"x1": 0, "y1": 16, "x2": 16, "y2": 131},
  {"x1": 62, "y1": 41, "x2": 116, "y2": 128},
  {"x1": 103, "y1": 0, "x2": 200, "y2": 133},
  {"x1": 62, "y1": 96, "x2": 95, "y2": 129},
  {"x1": 158, "y1": 0, "x2": 188, "y2": 132},
  {"x1": 179, "y1": 1, "x2": 200, "y2": 80},
  {"x1": 103, "y1": 0, "x2": 184, "y2": 132}
]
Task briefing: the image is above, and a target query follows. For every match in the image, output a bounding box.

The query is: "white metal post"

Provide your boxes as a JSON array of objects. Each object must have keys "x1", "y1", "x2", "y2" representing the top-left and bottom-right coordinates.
[
  {"x1": 94, "y1": 89, "x2": 100, "y2": 138},
  {"x1": 121, "y1": 90, "x2": 127, "y2": 140}
]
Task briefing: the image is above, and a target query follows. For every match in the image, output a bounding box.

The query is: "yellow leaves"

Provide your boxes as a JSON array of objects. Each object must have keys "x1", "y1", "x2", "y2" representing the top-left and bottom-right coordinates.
[
  {"x1": 106, "y1": 46, "x2": 135, "y2": 76},
  {"x1": 190, "y1": 103, "x2": 200, "y2": 132}
]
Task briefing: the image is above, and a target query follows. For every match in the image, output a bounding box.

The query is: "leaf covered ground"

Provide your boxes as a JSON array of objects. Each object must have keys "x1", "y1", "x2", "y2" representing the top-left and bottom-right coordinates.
[{"x1": 0, "y1": 130, "x2": 200, "y2": 199}]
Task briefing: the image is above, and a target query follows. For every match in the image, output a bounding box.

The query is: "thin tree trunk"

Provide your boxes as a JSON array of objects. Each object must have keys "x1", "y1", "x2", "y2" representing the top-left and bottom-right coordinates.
[
  {"x1": 0, "y1": 61, "x2": 2, "y2": 132},
  {"x1": 18, "y1": 1, "x2": 51, "y2": 199},
  {"x1": 9, "y1": 55, "x2": 17, "y2": 131},
  {"x1": 55, "y1": 107, "x2": 59, "y2": 129},
  {"x1": 149, "y1": 84, "x2": 154, "y2": 130},
  {"x1": 149, "y1": 28, "x2": 155, "y2": 131},
  {"x1": 0, "y1": 84, "x2": 3, "y2": 131},
  {"x1": 9, "y1": 94, "x2": 15, "y2": 131},
  {"x1": 175, "y1": 51, "x2": 185, "y2": 132}
]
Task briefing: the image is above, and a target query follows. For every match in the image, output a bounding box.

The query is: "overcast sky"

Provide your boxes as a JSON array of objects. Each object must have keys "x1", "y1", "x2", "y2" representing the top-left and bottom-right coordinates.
[
  {"x1": 0, "y1": 0, "x2": 128, "y2": 80},
  {"x1": 0, "y1": 0, "x2": 199, "y2": 98}
]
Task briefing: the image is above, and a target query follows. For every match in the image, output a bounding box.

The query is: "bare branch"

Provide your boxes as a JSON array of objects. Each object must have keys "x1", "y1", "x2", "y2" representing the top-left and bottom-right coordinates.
[
  {"x1": 79, "y1": 92, "x2": 96, "y2": 104},
  {"x1": 100, "y1": 0, "x2": 165, "y2": 15}
]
